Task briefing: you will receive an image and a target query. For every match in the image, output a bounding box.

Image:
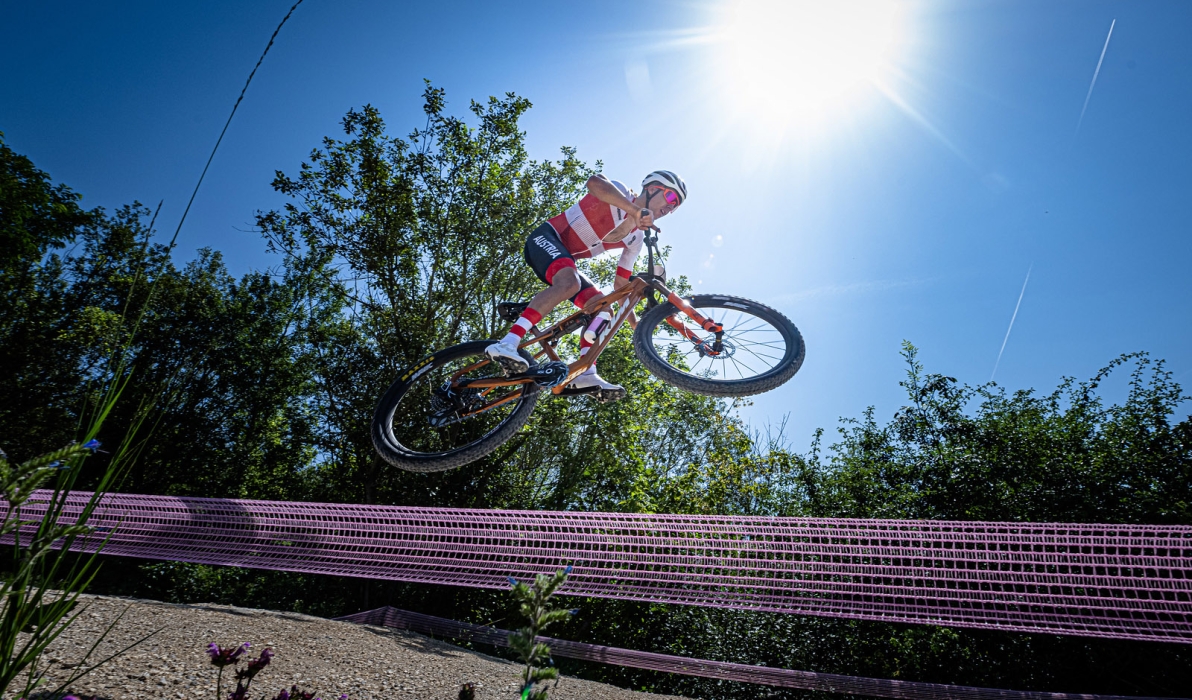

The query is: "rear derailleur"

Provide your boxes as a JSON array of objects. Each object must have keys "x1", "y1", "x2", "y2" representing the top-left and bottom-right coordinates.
[{"x1": 428, "y1": 383, "x2": 486, "y2": 428}]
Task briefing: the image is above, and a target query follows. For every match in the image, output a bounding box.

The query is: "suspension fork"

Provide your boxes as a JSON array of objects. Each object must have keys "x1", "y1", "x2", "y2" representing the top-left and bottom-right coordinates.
[{"x1": 649, "y1": 281, "x2": 724, "y2": 352}]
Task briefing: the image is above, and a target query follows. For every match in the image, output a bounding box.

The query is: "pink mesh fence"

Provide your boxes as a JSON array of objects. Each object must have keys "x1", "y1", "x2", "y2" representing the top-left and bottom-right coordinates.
[
  {"x1": 13, "y1": 491, "x2": 1192, "y2": 644},
  {"x1": 337, "y1": 606, "x2": 1186, "y2": 700}
]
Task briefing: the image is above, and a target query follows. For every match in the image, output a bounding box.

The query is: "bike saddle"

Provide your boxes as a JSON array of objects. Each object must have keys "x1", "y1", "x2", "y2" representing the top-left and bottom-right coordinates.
[{"x1": 496, "y1": 301, "x2": 530, "y2": 323}]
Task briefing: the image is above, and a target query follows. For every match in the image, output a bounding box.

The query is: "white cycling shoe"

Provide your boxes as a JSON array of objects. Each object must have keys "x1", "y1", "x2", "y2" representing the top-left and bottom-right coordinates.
[
  {"x1": 567, "y1": 368, "x2": 627, "y2": 402},
  {"x1": 485, "y1": 341, "x2": 529, "y2": 375}
]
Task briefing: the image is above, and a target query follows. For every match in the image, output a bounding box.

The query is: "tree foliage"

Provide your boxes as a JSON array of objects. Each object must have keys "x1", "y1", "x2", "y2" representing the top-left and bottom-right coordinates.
[{"x1": 802, "y1": 342, "x2": 1191, "y2": 524}]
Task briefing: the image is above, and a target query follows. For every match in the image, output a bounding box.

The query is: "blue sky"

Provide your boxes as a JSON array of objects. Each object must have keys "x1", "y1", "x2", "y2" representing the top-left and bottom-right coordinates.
[{"x1": 3, "y1": 0, "x2": 1190, "y2": 449}]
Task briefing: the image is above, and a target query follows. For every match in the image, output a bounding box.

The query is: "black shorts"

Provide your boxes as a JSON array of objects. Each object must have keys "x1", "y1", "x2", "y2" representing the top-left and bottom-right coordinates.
[{"x1": 523, "y1": 222, "x2": 599, "y2": 306}]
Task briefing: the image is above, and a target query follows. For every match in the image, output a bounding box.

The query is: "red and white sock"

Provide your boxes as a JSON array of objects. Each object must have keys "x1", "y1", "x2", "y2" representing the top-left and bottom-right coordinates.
[
  {"x1": 578, "y1": 339, "x2": 596, "y2": 375},
  {"x1": 500, "y1": 307, "x2": 542, "y2": 346}
]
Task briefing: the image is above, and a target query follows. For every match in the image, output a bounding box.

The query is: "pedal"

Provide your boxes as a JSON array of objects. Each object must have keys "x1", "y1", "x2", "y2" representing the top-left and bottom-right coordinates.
[
  {"x1": 522, "y1": 360, "x2": 569, "y2": 388},
  {"x1": 556, "y1": 385, "x2": 624, "y2": 403},
  {"x1": 496, "y1": 301, "x2": 530, "y2": 323},
  {"x1": 556, "y1": 385, "x2": 601, "y2": 397}
]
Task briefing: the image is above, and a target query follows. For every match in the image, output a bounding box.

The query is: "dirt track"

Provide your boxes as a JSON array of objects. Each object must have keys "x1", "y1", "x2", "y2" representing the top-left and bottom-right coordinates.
[{"x1": 28, "y1": 595, "x2": 685, "y2": 700}]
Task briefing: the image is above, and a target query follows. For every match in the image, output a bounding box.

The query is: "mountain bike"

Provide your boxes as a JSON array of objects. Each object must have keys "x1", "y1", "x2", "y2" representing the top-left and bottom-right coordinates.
[{"x1": 372, "y1": 228, "x2": 805, "y2": 472}]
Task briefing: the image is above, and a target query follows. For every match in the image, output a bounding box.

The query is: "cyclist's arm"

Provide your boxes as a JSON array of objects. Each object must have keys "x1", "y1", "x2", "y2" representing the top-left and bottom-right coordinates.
[
  {"x1": 587, "y1": 175, "x2": 640, "y2": 217},
  {"x1": 613, "y1": 232, "x2": 643, "y2": 320},
  {"x1": 615, "y1": 232, "x2": 643, "y2": 284},
  {"x1": 617, "y1": 233, "x2": 645, "y2": 325}
]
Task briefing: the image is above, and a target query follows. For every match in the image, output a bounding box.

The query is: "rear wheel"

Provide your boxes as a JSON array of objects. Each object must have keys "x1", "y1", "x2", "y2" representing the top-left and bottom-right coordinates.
[
  {"x1": 371, "y1": 341, "x2": 539, "y2": 472},
  {"x1": 633, "y1": 294, "x2": 804, "y2": 397}
]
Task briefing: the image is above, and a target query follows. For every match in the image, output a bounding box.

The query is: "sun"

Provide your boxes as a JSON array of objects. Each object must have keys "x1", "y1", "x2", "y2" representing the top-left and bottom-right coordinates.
[{"x1": 713, "y1": 0, "x2": 904, "y2": 127}]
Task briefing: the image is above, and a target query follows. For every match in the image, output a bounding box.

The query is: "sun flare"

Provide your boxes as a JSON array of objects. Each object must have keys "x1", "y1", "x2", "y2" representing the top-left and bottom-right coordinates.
[{"x1": 714, "y1": 0, "x2": 904, "y2": 127}]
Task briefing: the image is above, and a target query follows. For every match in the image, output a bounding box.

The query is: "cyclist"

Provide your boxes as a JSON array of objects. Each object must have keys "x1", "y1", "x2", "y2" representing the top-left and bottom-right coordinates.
[{"x1": 486, "y1": 170, "x2": 687, "y2": 401}]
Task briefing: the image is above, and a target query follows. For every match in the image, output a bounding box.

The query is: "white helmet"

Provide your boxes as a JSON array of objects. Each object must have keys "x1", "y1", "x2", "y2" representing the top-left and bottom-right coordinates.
[{"x1": 641, "y1": 170, "x2": 687, "y2": 205}]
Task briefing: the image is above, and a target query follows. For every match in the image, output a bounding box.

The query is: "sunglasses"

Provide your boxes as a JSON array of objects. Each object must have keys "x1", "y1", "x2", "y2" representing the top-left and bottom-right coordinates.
[{"x1": 649, "y1": 186, "x2": 682, "y2": 209}]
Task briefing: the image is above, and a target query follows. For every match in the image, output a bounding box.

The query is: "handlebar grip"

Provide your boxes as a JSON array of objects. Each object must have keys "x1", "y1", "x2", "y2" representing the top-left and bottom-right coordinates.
[{"x1": 638, "y1": 208, "x2": 660, "y2": 233}]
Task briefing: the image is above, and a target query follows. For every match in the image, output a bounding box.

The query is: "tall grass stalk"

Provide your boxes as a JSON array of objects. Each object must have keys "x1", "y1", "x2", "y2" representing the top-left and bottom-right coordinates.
[{"x1": 0, "y1": 375, "x2": 151, "y2": 697}]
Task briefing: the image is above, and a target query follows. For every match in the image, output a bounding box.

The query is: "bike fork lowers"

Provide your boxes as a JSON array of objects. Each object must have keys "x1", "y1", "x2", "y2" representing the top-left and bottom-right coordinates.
[{"x1": 649, "y1": 280, "x2": 725, "y2": 354}]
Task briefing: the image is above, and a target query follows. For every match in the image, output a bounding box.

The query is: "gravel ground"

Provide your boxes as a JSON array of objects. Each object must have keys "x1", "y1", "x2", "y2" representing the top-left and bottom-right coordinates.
[{"x1": 27, "y1": 595, "x2": 686, "y2": 700}]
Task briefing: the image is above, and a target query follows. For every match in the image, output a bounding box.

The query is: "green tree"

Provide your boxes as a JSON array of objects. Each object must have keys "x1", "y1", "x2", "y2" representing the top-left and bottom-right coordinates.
[
  {"x1": 255, "y1": 85, "x2": 747, "y2": 511},
  {"x1": 803, "y1": 342, "x2": 1191, "y2": 523},
  {"x1": 7, "y1": 87, "x2": 1191, "y2": 700},
  {"x1": 0, "y1": 132, "x2": 105, "y2": 460}
]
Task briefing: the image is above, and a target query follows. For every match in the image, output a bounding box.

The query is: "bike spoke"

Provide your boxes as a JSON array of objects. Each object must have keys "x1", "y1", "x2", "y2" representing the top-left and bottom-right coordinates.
[
  {"x1": 727, "y1": 352, "x2": 758, "y2": 379},
  {"x1": 738, "y1": 343, "x2": 781, "y2": 367},
  {"x1": 648, "y1": 300, "x2": 792, "y2": 384}
]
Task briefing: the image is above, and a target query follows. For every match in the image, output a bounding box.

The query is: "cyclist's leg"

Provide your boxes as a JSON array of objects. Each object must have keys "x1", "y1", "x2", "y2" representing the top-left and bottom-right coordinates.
[
  {"x1": 519, "y1": 229, "x2": 601, "y2": 355},
  {"x1": 489, "y1": 225, "x2": 581, "y2": 373},
  {"x1": 557, "y1": 268, "x2": 621, "y2": 398},
  {"x1": 532, "y1": 263, "x2": 605, "y2": 359},
  {"x1": 504, "y1": 224, "x2": 622, "y2": 398},
  {"x1": 519, "y1": 223, "x2": 584, "y2": 330}
]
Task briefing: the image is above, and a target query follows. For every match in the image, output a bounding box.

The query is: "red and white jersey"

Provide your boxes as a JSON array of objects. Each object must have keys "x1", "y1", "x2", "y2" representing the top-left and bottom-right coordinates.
[{"x1": 547, "y1": 179, "x2": 643, "y2": 277}]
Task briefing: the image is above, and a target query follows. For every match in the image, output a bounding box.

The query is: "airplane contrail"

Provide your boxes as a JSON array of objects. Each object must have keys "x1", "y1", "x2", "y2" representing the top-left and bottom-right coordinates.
[
  {"x1": 1076, "y1": 19, "x2": 1115, "y2": 136},
  {"x1": 991, "y1": 266, "x2": 1032, "y2": 383}
]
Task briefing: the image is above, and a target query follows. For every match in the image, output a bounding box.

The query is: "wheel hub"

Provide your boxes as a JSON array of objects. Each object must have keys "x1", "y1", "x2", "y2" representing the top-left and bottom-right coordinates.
[{"x1": 697, "y1": 337, "x2": 736, "y2": 359}]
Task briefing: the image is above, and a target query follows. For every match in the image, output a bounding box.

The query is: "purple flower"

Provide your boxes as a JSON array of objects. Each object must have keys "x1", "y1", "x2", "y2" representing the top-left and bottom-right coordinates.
[
  {"x1": 564, "y1": 564, "x2": 573, "y2": 575},
  {"x1": 508, "y1": 576, "x2": 518, "y2": 586},
  {"x1": 237, "y1": 647, "x2": 274, "y2": 681},
  {"x1": 82, "y1": 439, "x2": 101, "y2": 450},
  {"x1": 207, "y1": 641, "x2": 251, "y2": 668}
]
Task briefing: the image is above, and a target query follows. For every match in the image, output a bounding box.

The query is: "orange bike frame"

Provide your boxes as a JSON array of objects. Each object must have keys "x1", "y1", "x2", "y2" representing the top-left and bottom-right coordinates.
[{"x1": 458, "y1": 276, "x2": 723, "y2": 395}]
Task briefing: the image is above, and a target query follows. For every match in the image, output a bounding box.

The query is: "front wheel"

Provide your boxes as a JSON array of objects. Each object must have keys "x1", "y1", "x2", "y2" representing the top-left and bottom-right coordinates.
[
  {"x1": 371, "y1": 340, "x2": 539, "y2": 472},
  {"x1": 633, "y1": 294, "x2": 804, "y2": 397}
]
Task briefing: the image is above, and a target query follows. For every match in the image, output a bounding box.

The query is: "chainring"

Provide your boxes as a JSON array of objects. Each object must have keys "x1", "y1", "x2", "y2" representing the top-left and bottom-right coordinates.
[{"x1": 526, "y1": 360, "x2": 570, "y2": 389}]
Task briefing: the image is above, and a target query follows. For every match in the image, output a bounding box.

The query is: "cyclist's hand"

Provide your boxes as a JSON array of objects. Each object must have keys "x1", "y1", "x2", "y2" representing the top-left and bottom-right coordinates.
[{"x1": 637, "y1": 208, "x2": 655, "y2": 231}]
